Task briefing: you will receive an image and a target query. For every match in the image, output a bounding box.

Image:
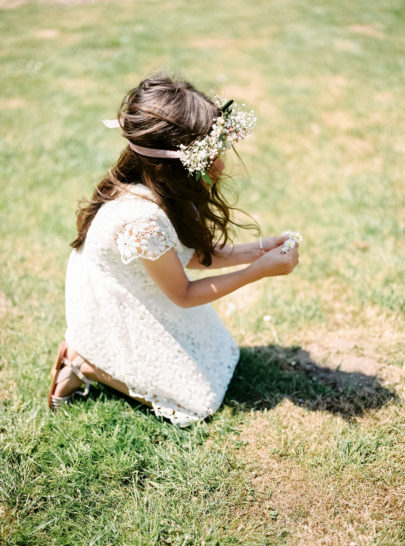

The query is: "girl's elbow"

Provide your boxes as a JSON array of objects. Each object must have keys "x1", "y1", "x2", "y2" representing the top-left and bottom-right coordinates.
[
  {"x1": 168, "y1": 285, "x2": 192, "y2": 308},
  {"x1": 177, "y1": 301, "x2": 190, "y2": 309},
  {"x1": 173, "y1": 295, "x2": 193, "y2": 308}
]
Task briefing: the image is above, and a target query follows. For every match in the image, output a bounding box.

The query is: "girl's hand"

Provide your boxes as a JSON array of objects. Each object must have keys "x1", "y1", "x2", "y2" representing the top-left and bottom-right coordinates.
[
  {"x1": 250, "y1": 243, "x2": 299, "y2": 279},
  {"x1": 260, "y1": 235, "x2": 290, "y2": 252}
]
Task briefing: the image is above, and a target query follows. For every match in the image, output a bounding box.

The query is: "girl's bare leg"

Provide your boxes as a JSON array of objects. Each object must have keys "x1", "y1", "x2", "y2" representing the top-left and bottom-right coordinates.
[
  {"x1": 53, "y1": 347, "x2": 153, "y2": 408},
  {"x1": 80, "y1": 361, "x2": 153, "y2": 407}
]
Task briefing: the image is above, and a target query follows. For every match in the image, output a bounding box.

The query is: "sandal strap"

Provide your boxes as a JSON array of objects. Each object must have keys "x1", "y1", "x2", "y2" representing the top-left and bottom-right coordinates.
[
  {"x1": 50, "y1": 387, "x2": 89, "y2": 410},
  {"x1": 63, "y1": 356, "x2": 91, "y2": 385},
  {"x1": 50, "y1": 390, "x2": 76, "y2": 410},
  {"x1": 51, "y1": 393, "x2": 72, "y2": 403}
]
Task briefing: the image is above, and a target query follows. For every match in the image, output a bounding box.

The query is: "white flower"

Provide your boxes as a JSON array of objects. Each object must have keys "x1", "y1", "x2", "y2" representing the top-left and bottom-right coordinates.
[
  {"x1": 281, "y1": 230, "x2": 303, "y2": 253},
  {"x1": 282, "y1": 230, "x2": 302, "y2": 243},
  {"x1": 178, "y1": 96, "x2": 257, "y2": 177}
]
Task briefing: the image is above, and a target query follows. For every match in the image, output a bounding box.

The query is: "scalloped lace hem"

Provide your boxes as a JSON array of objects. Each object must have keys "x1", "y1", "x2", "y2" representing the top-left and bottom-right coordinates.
[{"x1": 129, "y1": 388, "x2": 214, "y2": 427}]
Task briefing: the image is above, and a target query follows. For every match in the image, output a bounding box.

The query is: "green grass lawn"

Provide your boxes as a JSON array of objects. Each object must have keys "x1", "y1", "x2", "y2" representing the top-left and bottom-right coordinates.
[{"x1": 1, "y1": 0, "x2": 404, "y2": 544}]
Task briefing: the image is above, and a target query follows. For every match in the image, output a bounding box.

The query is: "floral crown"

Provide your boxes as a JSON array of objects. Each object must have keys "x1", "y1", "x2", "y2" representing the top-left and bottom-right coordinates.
[
  {"x1": 103, "y1": 96, "x2": 256, "y2": 187},
  {"x1": 178, "y1": 97, "x2": 256, "y2": 186}
]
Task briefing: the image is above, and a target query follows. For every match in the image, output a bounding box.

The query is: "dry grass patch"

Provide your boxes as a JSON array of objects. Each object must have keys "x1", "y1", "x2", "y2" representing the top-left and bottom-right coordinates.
[
  {"x1": 218, "y1": 68, "x2": 278, "y2": 118},
  {"x1": 55, "y1": 76, "x2": 103, "y2": 96},
  {"x1": 1, "y1": 0, "x2": 100, "y2": 5},
  {"x1": 0, "y1": 97, "x2": 27, "y2": 110},
  {"x1": 347, "y1": 24, "x2": 386, "y2": 40},
  {"x1": 375, "y1": 91, "x2": 395, "y2": 104},
  {"x1": 189, "y1": 36, "x2": 274, "y2": 51},
  {"x1": 0, "y1": 375, "x2": 17, "y2": 402},
  {"x1": 335, "y1": 135, "x2": 375, "y2": 156},
  {"x1": 279, "y1": 310, "x2": 405, "y2": 413},
  {"x1": 300, "y1": 304, "x2": 404, "y2": 365},
  {"x1": 321, "y1": 74, "x2": 348, "y2": 98},
  {"x1": 341, "y1": 156, "x2": 383, "y2": 176},
  {"x1": 320, "y1": 110, "x2": 354, "y2": 131},
  {"x1": 286, "y1": 338, "x2": 404, "y2": 418},
  {"x1": 0, "y1": 0, "x2": 26, "y2": 7},
  {"x1": 334, "y1": 39, "x2": 361, "y2": 53},
  {"x1": 33, "y1": 29, "x2": 60, "y2": 39},
  {"x1": 235, "y1": 408, "x2": 405, "y2": 544},
  {"x1": 0, "y1": 291, "x2": 15, "y2": 320}
]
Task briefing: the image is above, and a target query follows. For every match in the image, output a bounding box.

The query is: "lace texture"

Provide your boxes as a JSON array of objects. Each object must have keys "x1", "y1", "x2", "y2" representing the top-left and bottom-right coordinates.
[
  {"x1": 64, "y1": 184, "x2": 240, "y2": 427},
  {"x1": 116, "y1": 217, "x2": 175, "y2": 264}
]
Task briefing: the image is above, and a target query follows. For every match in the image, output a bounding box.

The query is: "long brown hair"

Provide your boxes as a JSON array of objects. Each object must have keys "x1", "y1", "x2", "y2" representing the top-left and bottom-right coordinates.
[{"x1": 70, "y1": 73, "x2": 258, "y2": 266}]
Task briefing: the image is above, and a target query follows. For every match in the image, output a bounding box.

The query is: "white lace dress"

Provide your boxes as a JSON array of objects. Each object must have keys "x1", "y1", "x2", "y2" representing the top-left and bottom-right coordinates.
[{"x1": 64, "y1": 184, "x2": 240, "y2": 427}]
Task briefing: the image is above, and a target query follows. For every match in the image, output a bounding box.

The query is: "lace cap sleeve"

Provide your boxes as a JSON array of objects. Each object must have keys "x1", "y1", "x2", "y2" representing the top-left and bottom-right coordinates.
[{"x1": 115, "y1": 216, "x2": 175, "y2": 264}]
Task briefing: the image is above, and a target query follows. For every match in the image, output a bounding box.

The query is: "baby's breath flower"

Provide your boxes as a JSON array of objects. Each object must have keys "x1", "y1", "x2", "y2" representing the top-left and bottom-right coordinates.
[{"x1": 178, "y1": 96, "x2": 257, "y2": 179}]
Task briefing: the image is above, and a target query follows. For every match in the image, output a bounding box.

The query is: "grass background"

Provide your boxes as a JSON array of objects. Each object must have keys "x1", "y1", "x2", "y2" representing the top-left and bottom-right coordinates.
[{"x1": 1, "y1": 0, "x2": 404, "y2": 544}]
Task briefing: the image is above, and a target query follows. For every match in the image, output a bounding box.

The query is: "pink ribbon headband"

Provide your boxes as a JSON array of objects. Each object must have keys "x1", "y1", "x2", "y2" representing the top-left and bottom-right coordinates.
[{"x1": 103, "y1": 119, "x2": 181, "y2": 159}]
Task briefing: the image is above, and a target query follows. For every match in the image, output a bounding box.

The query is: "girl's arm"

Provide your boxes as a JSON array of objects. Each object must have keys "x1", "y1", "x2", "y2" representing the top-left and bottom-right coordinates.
[
  {"x1": 141, "y1": 243, "x2": 299, "y2": 309},
  {"x1": 186, "y1": 236, "x2": 289, "y2": 269}
]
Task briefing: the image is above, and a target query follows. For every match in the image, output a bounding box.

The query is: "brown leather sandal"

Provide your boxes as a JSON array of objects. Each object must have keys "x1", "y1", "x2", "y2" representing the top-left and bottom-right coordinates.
[{"x1": 48, "y1": 341, "x2": 92, "y2": 411}]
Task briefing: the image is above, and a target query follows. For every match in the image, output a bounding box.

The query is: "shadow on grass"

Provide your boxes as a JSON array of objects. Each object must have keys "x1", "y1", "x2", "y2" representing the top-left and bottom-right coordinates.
[
  {"x1": 224, "y1": 345, "x2": 398, "y2": 420},
  {"x1": 74, "y1": 345, "x2": 397, "y2": 424}
]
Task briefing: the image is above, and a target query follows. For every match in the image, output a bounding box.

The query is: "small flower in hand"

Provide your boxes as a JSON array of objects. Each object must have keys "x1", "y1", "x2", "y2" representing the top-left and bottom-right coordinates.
[{"x1": 281, "y1": 231, "x2": 302, "y2": 254}]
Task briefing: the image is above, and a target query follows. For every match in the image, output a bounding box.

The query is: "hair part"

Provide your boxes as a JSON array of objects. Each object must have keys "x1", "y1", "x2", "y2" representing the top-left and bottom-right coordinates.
[{"x1": 70, "y1": 73, "x2": 258, "y2": 266}]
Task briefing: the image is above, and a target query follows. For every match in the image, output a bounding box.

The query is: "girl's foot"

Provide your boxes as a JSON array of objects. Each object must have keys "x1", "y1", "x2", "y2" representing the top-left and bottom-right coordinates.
[
  {"x1": 48, "y1": 341, "x2": 92, "y2": 410},
  {"x1": 53, "y1": 347, "x2": 87, "y2": 398}
]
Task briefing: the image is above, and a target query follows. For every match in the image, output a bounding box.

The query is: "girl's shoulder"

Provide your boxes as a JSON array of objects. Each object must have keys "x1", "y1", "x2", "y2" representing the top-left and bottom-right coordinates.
[
  {"x1": 115, "y1": 183, "x2": 159, "y2": 206},
  {"x1": 108, "y1": 184, "x2": 166, "y2": 221},
  {"x1": 117, "y1": 183, "x2": 158, "y2": 203},
  {"x1": 107, "y1": 184, "x2": 178, "y2": 240}
]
